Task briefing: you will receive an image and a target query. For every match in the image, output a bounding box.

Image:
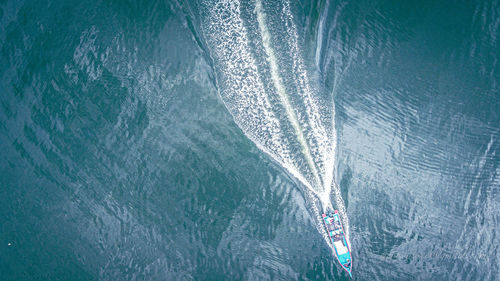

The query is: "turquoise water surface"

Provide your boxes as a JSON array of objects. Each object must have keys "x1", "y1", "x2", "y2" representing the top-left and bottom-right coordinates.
[{"x1": 0, "y1": 0, "x2": 498, "y2": 280}]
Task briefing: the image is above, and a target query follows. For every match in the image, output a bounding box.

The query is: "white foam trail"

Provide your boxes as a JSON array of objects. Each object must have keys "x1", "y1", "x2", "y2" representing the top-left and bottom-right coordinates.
[
  {"x1": 203, "y1": 0, "x2": 319, "y2": 195},
  {"x1": 279, "y1": 0, "x2": 337, "y2": 209},
  {"x1": 202, "y1": 0, "x2": 349, "y2": 241},
  {"x1": 315, "y1": 0, "x2": 330, "y2": 69},
  {"x1": 311, "y1": 0, "x2": 351, "y2": 242},
  {"x1": 255, "y1": 0, "x2": 323, "y2": 193}
]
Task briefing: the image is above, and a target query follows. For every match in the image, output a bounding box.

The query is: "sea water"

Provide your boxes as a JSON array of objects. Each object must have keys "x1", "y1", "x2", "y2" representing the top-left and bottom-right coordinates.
[{"x1": 0, "y1": 0, "x2": 498, "y2": 280}]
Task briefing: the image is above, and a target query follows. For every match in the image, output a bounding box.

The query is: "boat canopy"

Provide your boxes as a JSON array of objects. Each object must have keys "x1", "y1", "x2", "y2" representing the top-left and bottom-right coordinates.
[{"x1": 334, "y1": 240, "x2": 348, "y2": 255}]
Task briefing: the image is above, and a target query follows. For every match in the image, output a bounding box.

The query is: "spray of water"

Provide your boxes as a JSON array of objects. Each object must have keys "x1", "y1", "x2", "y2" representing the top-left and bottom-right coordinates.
[{"x1": 201, "y1": 0, "x2": 349, "y2": 242}]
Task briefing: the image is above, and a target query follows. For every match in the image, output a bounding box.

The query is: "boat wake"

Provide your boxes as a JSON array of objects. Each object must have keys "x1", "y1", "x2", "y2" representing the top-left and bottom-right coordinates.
[{"x1": 201, "y1": 0, "x2": 350, "y2": 247}]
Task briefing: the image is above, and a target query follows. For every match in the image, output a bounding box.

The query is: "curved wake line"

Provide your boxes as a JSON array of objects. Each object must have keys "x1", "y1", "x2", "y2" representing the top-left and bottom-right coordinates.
[
  {"x1": 202, "y1": 0, "x2": 350, "y2": 243},
  {"x1": 255, "y1": 0, "x2": 323, "y2": 193},
  {"x1": 255, "y1": 0, "x2": 350, "y2": 242}
]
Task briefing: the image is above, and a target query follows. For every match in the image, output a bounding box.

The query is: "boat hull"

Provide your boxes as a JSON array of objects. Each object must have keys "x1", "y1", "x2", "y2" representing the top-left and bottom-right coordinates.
[{"x1": 322, "y1": 210, "x2": 352, "y2": 277}]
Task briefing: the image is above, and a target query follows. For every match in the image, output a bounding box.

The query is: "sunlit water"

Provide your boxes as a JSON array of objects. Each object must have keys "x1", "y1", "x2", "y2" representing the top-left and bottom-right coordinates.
[{"x1": 0, "y1": 0, "x2": 498, "y2": 280}]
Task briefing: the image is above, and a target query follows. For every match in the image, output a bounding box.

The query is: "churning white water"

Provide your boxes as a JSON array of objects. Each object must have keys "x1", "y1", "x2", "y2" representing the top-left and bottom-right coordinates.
[{"x1": 201, "y1": 0, "x2": 350, "y2": 243}]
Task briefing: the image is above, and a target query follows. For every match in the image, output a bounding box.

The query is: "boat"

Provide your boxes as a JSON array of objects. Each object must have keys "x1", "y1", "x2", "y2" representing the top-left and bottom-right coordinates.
[{"x1": 322, "y1": 210, "x2": 352, "y2": 277}]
